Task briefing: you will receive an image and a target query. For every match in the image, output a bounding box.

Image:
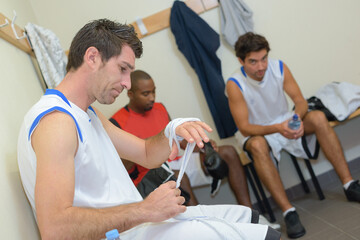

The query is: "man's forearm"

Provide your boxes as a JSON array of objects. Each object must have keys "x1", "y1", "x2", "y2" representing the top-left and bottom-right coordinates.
[
  {"x1": 239, "y1": 123, "x2": 281, "y2": 137},
  {"x1": 38, "y1": 202, "x2": 146, "y2": 240},
  {"x1": 144, "y1": 130, "x2": 171, "y2": 167},
  {"x1": 293, "y1": 100, "x2": 308, "y2": 119}
]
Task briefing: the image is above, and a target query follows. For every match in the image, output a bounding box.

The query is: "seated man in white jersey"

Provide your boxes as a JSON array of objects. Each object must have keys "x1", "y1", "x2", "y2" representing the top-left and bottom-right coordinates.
[
  {"x1": 110, "y1": 70, "x2": 280, "y2": 229},
  {"x1": 226, "y1": 32, "x2": 360, "y2": 239},
  {"x1": 17, "y1": 20, "x2": 281, "y2": 240}
]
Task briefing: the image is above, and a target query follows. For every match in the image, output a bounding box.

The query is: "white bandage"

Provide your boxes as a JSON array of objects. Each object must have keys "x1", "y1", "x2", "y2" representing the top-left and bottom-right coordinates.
[
  {"x1": 164, "y1": 118, "x2": 200, "y2": 188},
  {"x1": 164, "y1": 118, "x2": 200, "y2": 150}
]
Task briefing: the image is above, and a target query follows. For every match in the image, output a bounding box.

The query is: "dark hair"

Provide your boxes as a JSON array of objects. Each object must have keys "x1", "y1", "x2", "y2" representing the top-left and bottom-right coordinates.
[
  {"x1": 130, "y1": 70, "x2": 152, "y2": 92},
  {"x1": 66, "y1": 19, "x2": 143, "y2": 72},
  {"x1": 234, "y1": 32, "x2": 270, "y2": 61}
]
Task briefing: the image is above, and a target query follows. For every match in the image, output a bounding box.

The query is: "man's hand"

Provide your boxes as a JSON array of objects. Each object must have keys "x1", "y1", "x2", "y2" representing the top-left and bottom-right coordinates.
[
  {"x1": 139, "y1": 181, "x2": 186, "y2": 222},
  {"x1": 209, "y1": 139, "x2": 219, "y2": 152},
  {"x1": 279, "y1": 118, "x2": 304, "y2": 139},
  {"x1": 169, "y1": 121, "x2": 212, "y2": 160}
]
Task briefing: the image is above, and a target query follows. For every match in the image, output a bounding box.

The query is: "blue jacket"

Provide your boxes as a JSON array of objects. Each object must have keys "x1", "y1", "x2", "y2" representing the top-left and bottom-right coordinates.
[{"x1": 170, "y1": 1, "x2": 237, "y2": 138}]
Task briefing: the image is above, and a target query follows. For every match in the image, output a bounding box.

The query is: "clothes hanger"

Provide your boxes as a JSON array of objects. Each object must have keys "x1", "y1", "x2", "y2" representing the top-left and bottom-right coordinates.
[
  {"x1": 11, "y1": 10, "x2": 27, "y2": 40},
  {"x1": 0, "y1": 18, "x2": 9, "y2": 28}
]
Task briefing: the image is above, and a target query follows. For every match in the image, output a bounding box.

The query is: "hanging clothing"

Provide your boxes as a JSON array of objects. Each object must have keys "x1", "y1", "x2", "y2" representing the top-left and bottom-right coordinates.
[
  {"x1": 315, "y1": 82, "x2": 360, "y2": 121},
  {"x1": 170, "y1": 1, "x2": 237, "y2": 139},
  {"x1": 25, "y1": 23, "x2": 67, "y2": 88},
  {"x1": 219, "y1": 0, "x2": 254, "y2": 47}
]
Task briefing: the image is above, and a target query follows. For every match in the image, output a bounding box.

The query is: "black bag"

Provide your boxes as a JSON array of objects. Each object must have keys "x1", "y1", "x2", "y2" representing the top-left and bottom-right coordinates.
[
  {"x1": 136, "y1": 164, "x2": 190, "y2": 205},
  {"x1": 307, "y1": 96, "x2": 337, "y2": 121}
]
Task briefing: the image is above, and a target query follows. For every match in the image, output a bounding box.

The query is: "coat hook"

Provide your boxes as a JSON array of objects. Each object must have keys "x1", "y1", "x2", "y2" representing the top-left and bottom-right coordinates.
[
  {"x1": 200, "y1": 0, "x2": 207, "y2": 11},
  {"x1": 135, "y1": 17, "x2": 148, "y2": 36},
  {"x1": 11, "y1": 10, "x2": 27, "y2": 40},
  {"x1": 0, "y1": 19, "x2": 9, "y2": 28}
]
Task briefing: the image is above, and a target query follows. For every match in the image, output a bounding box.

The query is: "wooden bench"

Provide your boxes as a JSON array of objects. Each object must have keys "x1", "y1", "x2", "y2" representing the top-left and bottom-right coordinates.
[{"x1": 240, "y1": 108, "x2": 360, "y2": 222}]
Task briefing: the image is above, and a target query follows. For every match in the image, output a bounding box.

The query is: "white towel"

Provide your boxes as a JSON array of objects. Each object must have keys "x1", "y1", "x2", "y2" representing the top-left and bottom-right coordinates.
[
  {"x1": 315, "y1": 82, "x2": 360, "y2": 121},
  {"x1": 25, "y1": 23, "x2": 67, "y2": 88}
]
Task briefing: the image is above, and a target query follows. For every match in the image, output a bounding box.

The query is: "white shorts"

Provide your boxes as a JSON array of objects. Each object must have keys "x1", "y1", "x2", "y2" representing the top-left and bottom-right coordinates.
[
  {"x1": 120, "y1": 205, "x2": 280, "y2": 240},
  {"x1": 167, "y1": 152, "x2": 212, "y2": 187},
  {"x1": 235, "y1": 131, "x2": 318, "y2": 163}
]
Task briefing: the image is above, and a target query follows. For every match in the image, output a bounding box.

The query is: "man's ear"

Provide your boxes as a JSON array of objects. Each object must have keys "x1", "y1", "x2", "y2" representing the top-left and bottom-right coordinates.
[
  {"x1": 127, "y1": 90, "x2": 133, "y2": 99},
  {"x1": 84, "y1": 47, "x2": 101, "y2": 69},
  {"x1": 238, "y1": 57, "x2": 245, "y2": 66}
]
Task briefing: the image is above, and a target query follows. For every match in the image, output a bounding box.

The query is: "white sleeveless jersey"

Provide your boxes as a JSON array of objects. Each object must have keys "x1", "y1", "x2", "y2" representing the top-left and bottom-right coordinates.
[
  {"x1": 17, "y1": 89, "x2": 142, "y2": 214},
  {"x1": 228, "y1": 59, "x2": 292, "y2": 127}
]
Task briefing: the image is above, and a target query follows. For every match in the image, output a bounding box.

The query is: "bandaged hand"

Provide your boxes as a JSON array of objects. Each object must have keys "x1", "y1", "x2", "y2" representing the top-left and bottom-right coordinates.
[{"x1": 164, "y1": 118, "x2": 212, "y2": 160}]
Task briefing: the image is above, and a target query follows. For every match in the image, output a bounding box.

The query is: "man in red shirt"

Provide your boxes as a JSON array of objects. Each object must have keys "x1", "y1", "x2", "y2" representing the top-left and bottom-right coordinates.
[{"x1": 110, "y1": 70, "x2": 280, "y2": 229}]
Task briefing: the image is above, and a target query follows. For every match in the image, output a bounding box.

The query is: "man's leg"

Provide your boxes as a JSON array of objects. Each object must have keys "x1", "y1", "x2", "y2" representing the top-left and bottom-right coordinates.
[
  {"x1": 303, "y1": 111, "x2": 353, "y2": 184},
  {"x1": 125, "y1": 205, "x2": 279, "y2": 240},
  {"x1": 245, "y1": 136, "x2": 292, "y2": 212},
  {"x1": 246, "y1": 136, "x2": 306, "y2": 238},
  {"x1": 217, "y1": 145, "x2": 252, "y2": 207},
  {"x1": 173, "y1": 170, "x2": 199, "y2": 206}
]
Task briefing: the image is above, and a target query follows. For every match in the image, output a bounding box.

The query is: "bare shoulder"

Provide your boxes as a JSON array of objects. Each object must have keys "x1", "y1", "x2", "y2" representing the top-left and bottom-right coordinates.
[
  {"x1": 226, "y1": 80, "x2": 245, "y2": 102},
  {"x1": 282, "y1": 62, "x2": 295, "y2": 79},
  {"x1": 226, "y1": 80, "x2": 239, "y2": 95},
  {"x1": 33, "y1": 111, "x2": 77, "y2": 133},
  {"x1": 31, "y1": 111, "x2": 78, "y2": 156}
]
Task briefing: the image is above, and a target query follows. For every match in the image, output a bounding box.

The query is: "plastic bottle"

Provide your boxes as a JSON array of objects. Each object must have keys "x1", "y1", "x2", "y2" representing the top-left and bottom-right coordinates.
[
  {"x1": 106, "y1": 229, "x2": 121, "y2": 240},
  {"x1": 288, "y1": 114, "x2": 301, "y2": 130}
]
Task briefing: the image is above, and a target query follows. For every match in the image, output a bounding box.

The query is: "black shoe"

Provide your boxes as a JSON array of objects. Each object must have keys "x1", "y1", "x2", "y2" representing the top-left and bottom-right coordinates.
[
  {"x1": 210, "y1": 178, "x2": 221, "y2": 197},
  {"x1": 344, "y1": 180, "x2": 360, "y2": 202},
  {"x1": 284, "y1": 211, "x2": 306, "y2": 239}
]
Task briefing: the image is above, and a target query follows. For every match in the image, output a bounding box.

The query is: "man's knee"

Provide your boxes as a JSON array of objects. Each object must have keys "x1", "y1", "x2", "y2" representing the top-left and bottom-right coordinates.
[
  {"x1": 304, "y1": 110, "x2": 328, "y2": 127},
  {"x1": 245, "y1": 136, "x2": 269, "y2": 156},
  {"x1": 218, "y1": 145, "x2": 239, "y2": 165}
]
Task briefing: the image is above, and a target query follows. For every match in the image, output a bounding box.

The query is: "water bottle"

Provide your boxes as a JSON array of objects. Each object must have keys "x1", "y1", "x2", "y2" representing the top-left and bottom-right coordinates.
[
  {"x1": 106, "y1": 229, "x2": 121, "y2": 240},
  {"x1": 288, "y1": 114, "x2": 301, "y2": 130}
]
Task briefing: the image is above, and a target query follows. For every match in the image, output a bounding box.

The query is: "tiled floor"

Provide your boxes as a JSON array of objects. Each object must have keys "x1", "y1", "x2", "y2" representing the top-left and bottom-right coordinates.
[
  {"x1": 193, "y1": 159, "x2": 360, "y2": 239},
  {"x1": 270, "y1": 166, "x2": 360, "y2": 240}
]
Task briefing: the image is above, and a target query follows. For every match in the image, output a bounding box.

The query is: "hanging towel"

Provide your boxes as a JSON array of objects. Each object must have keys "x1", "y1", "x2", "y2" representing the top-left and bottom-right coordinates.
[
  {"x1": 219, "y1": 0, "x2": 254, "y2": 47},
  {"x1": 25, "y1": 23, "x2": 67, "y2": 88},
  {"x1": 170, "y1": 1, "x2": 237, "y2": 139},
  {"x1": 315, "y1": 82, "x2": 360, "y2": 121}
]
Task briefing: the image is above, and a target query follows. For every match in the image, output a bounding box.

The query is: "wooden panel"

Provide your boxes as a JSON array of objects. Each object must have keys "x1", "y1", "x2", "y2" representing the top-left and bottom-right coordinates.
[
  {"x1": 131, "y1": 0, "x2": 219, "y2": 39},
  {"x1": 186, "y1": 0, "x2": 206, "y2": 14},
  {"x1": 136, "y1": 8, "x2": 172, "y2": 38},
  {"x1": 0, "y1": 12, "x2": 33, "y2": 56},
  {"x1": 203, "y1": 0, "x2": 219, "y2": 10},
  {"x1": 329, "y1": 108, "x2": 360, "y2": 127}
]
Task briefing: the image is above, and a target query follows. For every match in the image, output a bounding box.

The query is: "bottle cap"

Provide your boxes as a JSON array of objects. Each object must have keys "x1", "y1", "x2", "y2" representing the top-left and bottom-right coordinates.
[
  {"x1": 106, "y1": 229, "x2": 120, "y2": 239},
  {"x1": 293, "y1": 114, "x2": 299, "y2": 121}
]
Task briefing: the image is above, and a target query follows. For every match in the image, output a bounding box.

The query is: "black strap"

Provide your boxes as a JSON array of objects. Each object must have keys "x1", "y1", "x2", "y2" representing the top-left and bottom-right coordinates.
[
  {"x1": 129, "y1": 165, "x2": 139, "y2": 180},
  {"x1": 109, "y1": 118, "x2": 121, "y2": 128},
  {"x1": 301, "y1": 135, "x2": 320, "y2": 159}
]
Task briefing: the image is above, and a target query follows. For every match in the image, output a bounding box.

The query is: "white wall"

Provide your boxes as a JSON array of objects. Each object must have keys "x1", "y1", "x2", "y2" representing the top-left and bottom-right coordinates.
[
  {"x1": 0, "y1": 0, "x2": 42, "y2": 238},
  {"x1": 1, "y1": 0, "x2": 360, "y2": 238}
]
